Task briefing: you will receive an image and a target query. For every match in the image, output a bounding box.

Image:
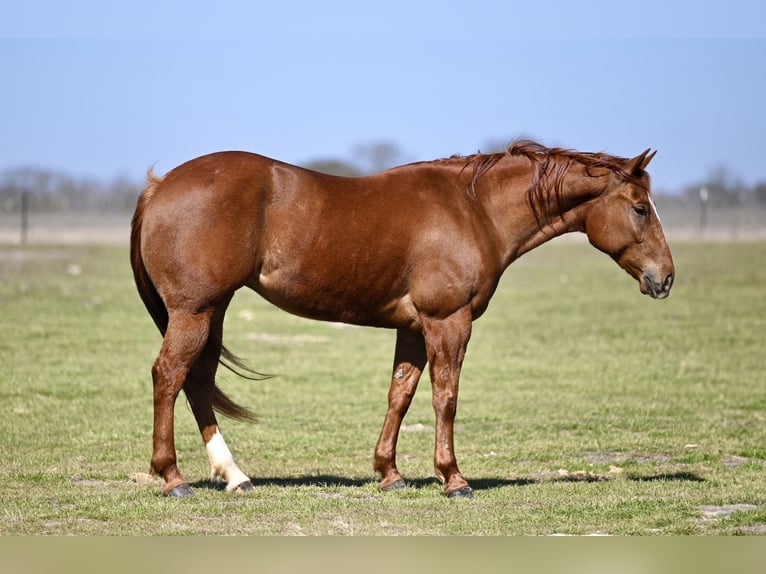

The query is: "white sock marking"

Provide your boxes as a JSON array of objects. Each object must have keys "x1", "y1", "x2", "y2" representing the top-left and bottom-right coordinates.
[{"x1": 205, "y1": 428, "x2": 251, "y2": 490}]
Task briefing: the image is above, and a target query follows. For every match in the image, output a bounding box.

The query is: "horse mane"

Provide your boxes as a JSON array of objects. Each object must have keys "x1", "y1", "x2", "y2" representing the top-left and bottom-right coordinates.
[{"x1": 461, "y1": 139, "x2": 640, "y2": 228}]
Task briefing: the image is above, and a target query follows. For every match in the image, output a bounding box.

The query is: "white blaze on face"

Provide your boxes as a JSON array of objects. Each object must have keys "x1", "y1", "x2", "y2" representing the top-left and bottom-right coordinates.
[
  {"x1": 205, "y1": 428, "x2": 251, "y2": 490},
  {"x1": 648, "y1": 194, "x2": 662, "y2": 225}
]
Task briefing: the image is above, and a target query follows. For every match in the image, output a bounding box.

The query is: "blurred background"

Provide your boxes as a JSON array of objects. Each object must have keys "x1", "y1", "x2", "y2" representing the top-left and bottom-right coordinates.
[{"x1": 1, "y1": 1, "x2": 765, "y2": 244}]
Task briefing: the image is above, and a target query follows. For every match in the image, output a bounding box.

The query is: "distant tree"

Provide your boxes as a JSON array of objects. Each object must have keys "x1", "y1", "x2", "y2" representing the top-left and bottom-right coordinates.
[
  {"x1": 754, "y1": 181, "x2": 766, "y2": 206},
  {"x1": 0, "y1": 167, "x2": 141, "y2": 213},
  {"x1": 681, "y1": 165, "x2": 746, "y2": 207},
  {"x1": 0, "y1": 168, "x2": 68, "y2": 211},
  {"x1": 352, "y1": 141, "x2": 405, "y2": 174},
  {"x1": 704, "y1": 165, "x2": 744, "y2": 206},
  {"x1": 102, "y1": 175, "x2": 141, "y2": 211},
  {"x1": 302, "y1": 159, "x2": 363, "y2": 177}
]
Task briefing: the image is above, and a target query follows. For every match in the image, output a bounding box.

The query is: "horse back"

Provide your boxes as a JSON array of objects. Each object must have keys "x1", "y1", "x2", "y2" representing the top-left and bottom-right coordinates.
[{"x1": 139, "y1": 151, "x2": 500, "y2": 326}]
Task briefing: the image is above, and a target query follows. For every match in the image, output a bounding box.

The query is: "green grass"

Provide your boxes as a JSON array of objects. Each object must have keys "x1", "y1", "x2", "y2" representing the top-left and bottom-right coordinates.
[{"x1": 1, "y1": 239, "x2": 764, "y2": 535}]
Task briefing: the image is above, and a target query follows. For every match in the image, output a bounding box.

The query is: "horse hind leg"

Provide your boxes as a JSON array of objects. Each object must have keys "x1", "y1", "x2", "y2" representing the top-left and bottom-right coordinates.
[
  {"x1": 150, "y1": 309, "x2": 215, "y2": 497},
  {"x1": 184, "y1": 303, "x2": 254, "y2": 493}
]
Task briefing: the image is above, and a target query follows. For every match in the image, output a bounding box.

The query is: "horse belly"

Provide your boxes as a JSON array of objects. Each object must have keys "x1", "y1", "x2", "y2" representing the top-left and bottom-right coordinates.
[{"x1": 252, "y1": 260, "x2": 418, "y2": 329}]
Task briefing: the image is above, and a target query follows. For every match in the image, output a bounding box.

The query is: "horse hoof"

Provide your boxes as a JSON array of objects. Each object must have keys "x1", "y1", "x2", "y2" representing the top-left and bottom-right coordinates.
[
  {"x1": 233, "y1": 480, "x2": 255, "y2": 493},
  {"x1": 165, "y1": 484, "x2": 195, "y2": 498},
  {"x1": 447, "y1": 486, "x2": 474, "y2": 499},
  {"x1": 382, "y1": 479, "x2": 407, "y2": 491}
]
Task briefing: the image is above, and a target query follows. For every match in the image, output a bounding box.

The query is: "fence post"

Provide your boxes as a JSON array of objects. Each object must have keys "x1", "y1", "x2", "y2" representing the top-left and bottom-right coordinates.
[
  {"x1": 699, "y1": 187, "x2": 709, "y2": 236},
  {"x1": 20, "y1": 190, "x2": 29, "y2": 245}
]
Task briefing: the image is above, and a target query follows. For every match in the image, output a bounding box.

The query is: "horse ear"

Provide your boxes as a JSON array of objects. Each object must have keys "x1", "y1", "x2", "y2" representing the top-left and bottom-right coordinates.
[
  {"x1": 641, "y1": 150, "x2": 657, "y2": 171},
  {"x1": 624, "y1": 149, "x2": 656, "y2": 176}
]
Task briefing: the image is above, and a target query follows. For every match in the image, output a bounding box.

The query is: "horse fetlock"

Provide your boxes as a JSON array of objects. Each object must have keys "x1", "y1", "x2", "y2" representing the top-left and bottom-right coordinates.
[
  {"x1": 374, "y1": 456, "x2": 405, "y2": 491},
  {"x1": 206, "y1": 428, "x2": 251, "y2": 490},
  {"x1": 442, "y1": 472, "x2": 472, "y2": 497},
  {"x1": 150, "y1": 455, "x2": 178, "y2": 480},
  {"x1": 219, "y1": 469, "x2": 252, "y2": 491},
  {"x1": 161, "y1": 472, "x2": 192, "y2": 496}
]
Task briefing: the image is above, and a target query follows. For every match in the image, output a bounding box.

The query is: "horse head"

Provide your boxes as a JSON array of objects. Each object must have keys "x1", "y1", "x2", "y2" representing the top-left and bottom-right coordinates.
[{"x1": 583, "y1": 150, "x2": 675, "y2": 299}]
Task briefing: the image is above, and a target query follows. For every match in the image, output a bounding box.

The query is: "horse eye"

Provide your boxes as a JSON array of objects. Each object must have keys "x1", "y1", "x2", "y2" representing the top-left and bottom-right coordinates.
[{"x1": 633, "y1": 205, "x2": 649, "y2": 217}]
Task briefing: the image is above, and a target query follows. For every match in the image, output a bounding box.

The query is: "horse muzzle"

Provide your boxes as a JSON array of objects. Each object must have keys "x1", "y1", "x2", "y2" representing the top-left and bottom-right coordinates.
[{"x1": 641, "y1": 272, "x2": 674, "y2": 299}]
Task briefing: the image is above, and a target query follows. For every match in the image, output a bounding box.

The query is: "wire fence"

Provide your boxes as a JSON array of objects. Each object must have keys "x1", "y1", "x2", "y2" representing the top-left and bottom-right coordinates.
[{"x1": 1, "y1": 203, "x2": 765, "y2": 246}]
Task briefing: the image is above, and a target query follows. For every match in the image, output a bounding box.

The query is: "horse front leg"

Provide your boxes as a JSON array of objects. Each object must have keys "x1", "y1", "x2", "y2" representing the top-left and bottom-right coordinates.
[
  {"x1": 422, "y1": 309, "x2": 474, "y2": 498},
  {"x1": 374, "y1": 329, "x2": 427, "y2": 490}
]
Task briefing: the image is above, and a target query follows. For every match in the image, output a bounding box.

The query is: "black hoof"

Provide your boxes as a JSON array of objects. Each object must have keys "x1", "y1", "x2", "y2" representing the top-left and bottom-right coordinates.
[
  {"x1": 382, "y1": 479, "x2": 407, "y2": 491},
  {"x1": 165, "y1": 484, "x2": 195, "y2": 498},
  {"x1": 234, "y1": 480, "x2": 255, "y2": 493},
  {"x1": 447, "y1": 486, "x2": 474, "y2": 499}
]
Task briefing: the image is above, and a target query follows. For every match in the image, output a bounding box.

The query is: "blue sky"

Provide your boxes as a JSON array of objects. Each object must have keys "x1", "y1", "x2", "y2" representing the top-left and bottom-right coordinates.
[{"x1": 1, "y1": 1, "x2": 765, "y2": 192}]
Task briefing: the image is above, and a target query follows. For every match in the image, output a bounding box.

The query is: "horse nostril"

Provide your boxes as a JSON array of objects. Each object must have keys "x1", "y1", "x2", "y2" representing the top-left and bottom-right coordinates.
[{"x1": 663, "y1": 274, "x2": 674, "y2": 292}]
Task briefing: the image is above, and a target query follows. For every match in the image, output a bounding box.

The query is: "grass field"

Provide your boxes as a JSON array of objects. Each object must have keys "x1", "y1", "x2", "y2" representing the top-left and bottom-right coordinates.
[{"x1": 1, "y1": 239, "x2": 765, "y2": 535}]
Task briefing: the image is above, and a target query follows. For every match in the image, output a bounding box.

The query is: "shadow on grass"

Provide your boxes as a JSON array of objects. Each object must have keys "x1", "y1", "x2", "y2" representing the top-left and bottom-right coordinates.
[
  {"x1": 190, "y1": 469, "x2": 705, "y2": 492},
  {"x1": 627, "y1": 471, "x2": 706, "y2": 482},
  {"x1": 190, "y1": 474, "x2": 638, "y2": 492},
  {"x1": 190, "y1": 475, "x2": 536, "y2": 492},
  {"x1": 190, "y1": 476, "x2": 374, "y2": 491}
]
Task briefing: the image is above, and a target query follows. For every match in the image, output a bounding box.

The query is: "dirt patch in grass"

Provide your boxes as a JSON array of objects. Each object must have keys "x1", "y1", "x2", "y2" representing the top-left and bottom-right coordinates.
[
  {"x1": 722, "y1": 455, "x2": 766, "y2": 468},
  {"x1": 699, "y1": 504, "x2": 759, "y2": 519},
  {"x1": 583, "y1": 451, "x2": 678, "y2": 465}
]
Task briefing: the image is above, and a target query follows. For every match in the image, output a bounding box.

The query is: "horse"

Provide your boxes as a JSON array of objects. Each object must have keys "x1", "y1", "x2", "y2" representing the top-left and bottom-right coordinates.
[{"x1": 130, "y1": 139, "x2": 674, "y2": 498}]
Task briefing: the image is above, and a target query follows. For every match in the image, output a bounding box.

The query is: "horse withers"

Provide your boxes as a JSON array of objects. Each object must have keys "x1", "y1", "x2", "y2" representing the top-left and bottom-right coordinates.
[{"x1": 130, "y1": 140, "x2": 674, "y2": 498}]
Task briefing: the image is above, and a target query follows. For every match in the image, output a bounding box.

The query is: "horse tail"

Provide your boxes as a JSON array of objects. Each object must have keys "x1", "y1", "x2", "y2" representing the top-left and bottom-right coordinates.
[
  {"x1": 130, "y1": 170, "x2": 168, "y2": 336},
  {"x1": 130, "y1": 170, "x2": 258, "y2": 422}
]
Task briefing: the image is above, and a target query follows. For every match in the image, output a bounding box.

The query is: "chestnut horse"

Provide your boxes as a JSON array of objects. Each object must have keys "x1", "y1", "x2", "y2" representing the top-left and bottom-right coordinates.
[{"x1": 130, "y1": 140, "x2": 674, "y2": 498}]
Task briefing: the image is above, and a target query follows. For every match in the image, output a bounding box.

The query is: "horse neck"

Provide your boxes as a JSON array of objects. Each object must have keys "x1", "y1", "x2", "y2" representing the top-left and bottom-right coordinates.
[{"x1": 479, "y1": 156, "x2": 607, "y2": 265}]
